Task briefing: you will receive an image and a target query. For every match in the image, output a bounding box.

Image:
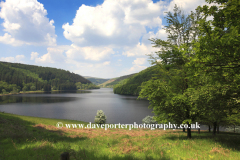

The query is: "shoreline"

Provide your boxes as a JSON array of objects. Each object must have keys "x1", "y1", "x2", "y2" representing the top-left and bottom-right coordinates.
[
  {"x1": 0, "y1": 89, "x2": 101, "y2": 97},
  {"x1": 0, "y1": 91, "x2": 45, "y2": 97}
]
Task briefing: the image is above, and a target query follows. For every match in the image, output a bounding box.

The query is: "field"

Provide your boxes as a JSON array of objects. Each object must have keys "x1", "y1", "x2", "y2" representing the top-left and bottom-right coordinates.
[{"x1": 0, "y1": 112, "x2": 240, "y2": 160}]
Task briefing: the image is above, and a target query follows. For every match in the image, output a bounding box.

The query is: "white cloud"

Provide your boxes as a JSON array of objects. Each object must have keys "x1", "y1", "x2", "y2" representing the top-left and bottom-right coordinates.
[
  {"x1": 0, "y1": 33, "x2": 23, "y2": 46},
  {"x1": 31, "y1": 45, "x2": 70, "y2": 63},
  {"x1": 121, "y1": 64, "x2": 147, "y2": 76},
  {"x1": 103, "y1": 61, "x2": 110, "y2": 65},
  {"x1": 0, "y1": 56, "x2": 14, "y2": 62},
  {"x1": 31, "y1": 52, "x2": 54, "y2": 63},
  {"x1": 166, "y1": 0, "x2": 208, "y2": 15},
  {"x1": 62, "y1": 0, "x2": 166, "y2": 47},
  {"x1": 15, "y1": 55, "x2": 25, "y2": 61},
  {"x1": 36, "y1": 53, "x2": 54, "y2": 63},
  {"x1": 31, "y1": 52, "x2": 39, "y2": 60},
  {"x1": 0, "y1": 0, "x2": 56, "y2": 46},
  {"x1": 66, "y1": 44, "x2": 114, "y2": 61},
  {"x1": 120, "y1": 57, "x2": 148, "y2": 76},
  {"x1": 0, "y1": 0, "x2": 217, "y2": 79},
  {"x1": 0, "y1": 54, "x2": 25, "y2": 62},
  {"x1": 133, "y1": 58, "x2": 146, "y2": 65},
  {"x1": 148, "y1": 29, "x2": 168, "y2": 41},
  {"x1": 61, "y1": 0, "x2": 213, "y2": 63},
  {"x1": 123, "y1": 42, "x2": 158, "y2": 57},
  {"x1": 65, "y1": 59, "x2": 114, "y2": 78}
]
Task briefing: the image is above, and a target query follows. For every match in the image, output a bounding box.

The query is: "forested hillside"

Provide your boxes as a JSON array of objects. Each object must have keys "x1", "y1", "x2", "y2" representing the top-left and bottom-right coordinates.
[
  {"x1": 99, "y1": 73, "x2": 136, "y2": 88},
  {"x1": 85, "y1": 77, "x2": 110, "y2": 85},
  {"x1": 0, "y1": 61, "x2": 98, "y2": 94},
  {"x1": 98, "y1": 78, "x2": 117, "y2": 88},
  {"x1": 113, "y1": 65, "x2": 159, "y2": 95},
  {"x1": 105, "y1": 73, "x2": 136, "y2": 87}
]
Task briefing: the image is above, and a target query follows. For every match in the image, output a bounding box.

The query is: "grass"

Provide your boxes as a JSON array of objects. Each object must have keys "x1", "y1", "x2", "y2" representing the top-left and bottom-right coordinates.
[
  {"x1": 0, "y1": 112, "x2": 240, "y2": 160},
  {"x1": 0, "y1": 90, "x2": 45, "y2": 97}
]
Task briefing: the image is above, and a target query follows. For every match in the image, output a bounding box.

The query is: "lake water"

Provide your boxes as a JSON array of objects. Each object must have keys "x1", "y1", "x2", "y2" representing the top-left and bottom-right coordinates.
[
  {"x1": 0, "y1": 88, "x2": 230, "y2": 131},
  {"x1": 0, "y1": 88, "x2": 154, "y2": 124}
]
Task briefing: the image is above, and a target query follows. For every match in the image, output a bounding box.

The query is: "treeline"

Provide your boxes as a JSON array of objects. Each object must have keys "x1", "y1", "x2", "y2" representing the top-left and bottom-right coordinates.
[
  {"x1": 113, "y1": 65, "x2": 160, "y2": 95},
  {"x1": 101, "y1": 73, "x2": 136, "y2": 88},
  {"x1": 76, "y1": 82, "x2": 100, "y2": 90},
  {"x1": 0, "y1": 61, "x2": 98, "y2": 94},
  {"x1": 86, "y1": 78, "x2": 110, "y2": 85}
]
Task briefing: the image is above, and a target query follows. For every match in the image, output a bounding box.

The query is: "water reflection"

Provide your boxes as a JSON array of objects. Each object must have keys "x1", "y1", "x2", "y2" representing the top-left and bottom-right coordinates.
[
  {"x1": 0, "y1": 88, "x2": 154, "y2": 124},
  {"x1": 0, "y1": 95, "x2": 77, "y2": 104}
]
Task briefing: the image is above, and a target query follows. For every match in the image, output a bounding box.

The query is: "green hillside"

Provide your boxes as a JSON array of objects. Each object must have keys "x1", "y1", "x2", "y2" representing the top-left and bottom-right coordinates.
[
  {"x1": 85, "y1": 77, "x2": 110, "y2": 85},
  {"x1": 98, "y1": 78, "x2": 117, "y2": 88},
  {"x1": 113, "y1": 65, "x2": 160, "y2": 95},
  {"x1": 105, "y1": 73, "x2": 136, "y2": 87},
  {"x1": 98, "y1": 73, "x2": 136, "y2": 88},
  {"x1": 0, "y1": 61, "x2": 99, "y2": 95}
]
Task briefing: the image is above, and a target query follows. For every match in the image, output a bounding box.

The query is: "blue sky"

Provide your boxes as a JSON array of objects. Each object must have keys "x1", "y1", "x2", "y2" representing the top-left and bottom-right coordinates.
[{"x1": 0, "y1": 0, "x2": 211, "y2": 78}]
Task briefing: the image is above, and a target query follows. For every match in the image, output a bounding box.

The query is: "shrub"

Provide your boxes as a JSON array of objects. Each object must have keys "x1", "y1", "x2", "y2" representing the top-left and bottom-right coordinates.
[
  {"x1": 22, "y1": 86, "x2": 28, "y2": 92},
  {"x1": 52, "y1": 86, "x2": 57, "y2": 90},
  {"x1": 142, "y1": 116, "x2": 157, "y2": 124},
  {"x1": 94, "y1": 110, "x2": 107, "y2": 125},
  {"x1": 30, "y1": 86, "x2": 36, "y2": 91},
  {"x1": 2, "y1": 89, "x2": 8, "y2": 94},
  {"x1": 11, "y1": 87, "x2": 18, "y2": 94}
]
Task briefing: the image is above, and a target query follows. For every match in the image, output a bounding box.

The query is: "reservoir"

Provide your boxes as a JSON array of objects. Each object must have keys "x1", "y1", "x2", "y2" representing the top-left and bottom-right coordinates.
[
  {"x1": 0, "y1": 88, "x2": 230, "y2": 131},
  {"x1": 0, "y1": 88, "x2": 154, "y2": 124}
]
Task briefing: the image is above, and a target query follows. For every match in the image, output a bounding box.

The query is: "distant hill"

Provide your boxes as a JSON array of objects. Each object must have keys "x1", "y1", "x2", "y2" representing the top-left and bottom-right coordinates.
[
  {"x1": 0, "y1": 61, "x2": 98, "y2": 94},
  {"x1": 113, "y1": 65, "x2": 159, "y2": 95},
  {"x1": 98, "y1": 78, "x2": 117, "y2": 88},
  {"x1": 99, "y1": 73, "x2": 136, "y2": 88},
  {"x1": 84, "y1": 77, "x2": 110, "y2": 85}
]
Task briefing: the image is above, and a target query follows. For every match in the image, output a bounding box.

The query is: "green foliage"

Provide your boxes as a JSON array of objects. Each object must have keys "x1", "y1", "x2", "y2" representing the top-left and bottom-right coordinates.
[
  {"x1": 0, "y1": 81, "x2": 19, "y2": 94},
  {"x1": 86, "y1": 78, "x2": 110, "y2": 85},
  {"x1": 188, "y1": 0, "x2": 240, "y2": 131},
  {"x1": 139, "y1": 77, "x2": 199, "y2": 125},
  {"x1": 224, "y1": 112, "x2": 240, "y2": 127},
  {"x1": 1, "y1": 89, "x2": 7, "y2": 94},
  {"x1": 106, "y1": 73, "x2": 136, "y2": 87},
  {"x1": 114, "y1": 65, "x2": 159, "y2": 95},
  {"x1": 94, "y1": 110, "x2": 107, "y2": 125},
  {"x1": 22, "y1": 86, "x2": 27, "y2": 92},
  {"x1": 51, "y1": 86, "x2": 57, "y2": 90},
  {"x1": 8, "y1": 66, "x2": 46, "y2": 83},
  {"x1": 76, "y1": 82, "x2": 100, "y2": 90},
  {"x1": 0, "y1": 61, "x2": 95, "y2": 94},
  {"x1": 11, "y1": 87, "x2": 18, "y2": 94},
  {"x1": 30, "y1": 86, "x2": 36, "y2": 91},
  {"x1": 139, "y1": 4, "x2": 202, "y2": 138},
  {"x1": 190, "y1": 0, "x2": 240, "y2": 91}
]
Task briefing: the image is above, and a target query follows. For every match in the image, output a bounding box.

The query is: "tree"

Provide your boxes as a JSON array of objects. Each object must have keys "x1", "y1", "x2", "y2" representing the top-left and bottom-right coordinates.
[
  {"x1": 189, "y1": 0, "x2": 240, "y2": 133},
  {"x1": 142, "y1": 116, "x2": 157, "y2": 124},
  {"x1": 187, "y1": 82, "x2": 236, "y2": 135},
  {"x1": 94, "y1": 110, "x2": 107, "y2": 125},
  {"x1": 2, "y1": 89, "x2": 7, "y2": 94},
  {"x1": 139, "y1": 4, "x2": 202, "y2": 138},
  {"x1": 191, "y1": 0, "x2": 240, "y2": 100},
  {"x1": 11, "y1": 87, "x2": 18, "y2": 94},
  {"x1": 22, "y1": 86, "x2": 27, "y2": 92},
  {"x1": 30, "y1": 86, "x2": 36, "y2": 91}
]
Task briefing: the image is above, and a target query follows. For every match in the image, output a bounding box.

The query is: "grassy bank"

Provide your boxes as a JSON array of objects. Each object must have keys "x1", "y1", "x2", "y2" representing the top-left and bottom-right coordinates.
[
  {"x1": 0, "y1": 112, "x2": 240, "y2": 159},
  {"x1": 0, "y1": 90, "x2": 46, "y2": 97},
  {"x1": 0, "y1": 89, "x2": 91, "y2": 97}
]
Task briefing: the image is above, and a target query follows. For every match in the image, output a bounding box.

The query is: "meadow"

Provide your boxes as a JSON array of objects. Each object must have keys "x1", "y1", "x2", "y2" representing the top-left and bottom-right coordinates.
[{"x1": 0, "y1": 112, "x2": 239, "y2": 160}]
